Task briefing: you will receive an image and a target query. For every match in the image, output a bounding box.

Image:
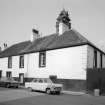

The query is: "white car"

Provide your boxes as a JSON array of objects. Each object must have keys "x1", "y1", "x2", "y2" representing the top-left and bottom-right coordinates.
[{"x1": 25, "y1": 78, "x2": 63, "y2": 94}]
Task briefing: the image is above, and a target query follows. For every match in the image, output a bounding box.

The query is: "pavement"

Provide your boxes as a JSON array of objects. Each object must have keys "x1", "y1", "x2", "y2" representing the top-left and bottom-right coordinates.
[
  {"x1": 62, "y1": 90, "x2": 85, "y2": 95},
  {"x1": 20, "y1": 85, "x2": 86, "y2": 96}
]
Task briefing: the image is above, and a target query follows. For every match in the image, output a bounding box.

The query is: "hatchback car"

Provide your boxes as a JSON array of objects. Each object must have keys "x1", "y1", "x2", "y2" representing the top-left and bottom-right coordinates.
[
  {"x1": 0, "y1": 77, "x2": 20, "y2": 88},
  {"x1": 25, "y1": 78, "x2": 63, "y2": 94}
]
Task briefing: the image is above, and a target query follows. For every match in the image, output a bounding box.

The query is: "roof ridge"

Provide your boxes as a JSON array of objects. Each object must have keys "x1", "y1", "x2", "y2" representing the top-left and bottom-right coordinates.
[
  {"x1": 0, "y1": 40, "x2": 31, "y2": 58},
  {"x1": 0, "y1": 40, "x2": 30, "y2": 53},
  {"x1": 1, "y1": 29, "x2": 105, "y2": 58},
  {"x1": 71, "y1": 29, "x2": 89, "y2": 42}
]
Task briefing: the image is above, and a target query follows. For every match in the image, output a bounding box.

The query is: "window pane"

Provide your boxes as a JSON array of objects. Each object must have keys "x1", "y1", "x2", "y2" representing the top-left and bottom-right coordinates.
[
  {"x1": 100, "y1": 53, "x2": 103, "y2": 68},
  {"x1": 44, "y1": 79, "x2": 47, "y2": 83},
  {"x1": 39, "y1": 79, "x2": 43, "y2": 83},
  {"x1": 33, "y1": 79, "x2": 37, "y2": 82},
  {"x1": 8, "y1": 57, "x2": 12, "y2": 68},
  {"x1": 19, "y1": 55, "x2": 24, "y2": 68},
  {"x1": 94, "y1": 50, "x2": 97, "y2": 68},
  {"x1": 39, "y1": 52, "x2": 46, "y2": 67}
]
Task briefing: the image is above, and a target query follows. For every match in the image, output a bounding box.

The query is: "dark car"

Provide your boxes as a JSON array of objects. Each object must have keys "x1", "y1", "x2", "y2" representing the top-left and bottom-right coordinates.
[{"x1": 0, "y1": 77, "x2": 20, "y2": 88}]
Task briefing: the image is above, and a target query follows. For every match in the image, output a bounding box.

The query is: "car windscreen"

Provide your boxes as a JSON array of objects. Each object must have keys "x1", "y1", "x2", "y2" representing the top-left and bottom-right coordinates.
[
  {"x1": 8, "y1": 78, "x2": 16, "y2": 82},
  {"x1": 49, "y1": 79, "x2": 58, "y2": 83},
  {"x1": 45, "y1": 79, "x2": 53, "y2": 83}
]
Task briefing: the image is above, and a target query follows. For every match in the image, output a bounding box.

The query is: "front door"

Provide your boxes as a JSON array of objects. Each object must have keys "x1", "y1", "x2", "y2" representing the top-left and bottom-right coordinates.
[
  {"x1": 0, "y1": 70, "x2": 2, "y2": 78},
  {"x1": 6, "y1": 71, "x2": 12, "y2": 78},
  {"x1": 19, "y1": 73, "x2": 24, "y2": 85}
]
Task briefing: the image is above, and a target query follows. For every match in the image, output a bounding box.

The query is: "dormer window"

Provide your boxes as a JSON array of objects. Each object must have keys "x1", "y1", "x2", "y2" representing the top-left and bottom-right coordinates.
[{"x1": 39, "y1": 51, "x2": 46, "y2": 67}]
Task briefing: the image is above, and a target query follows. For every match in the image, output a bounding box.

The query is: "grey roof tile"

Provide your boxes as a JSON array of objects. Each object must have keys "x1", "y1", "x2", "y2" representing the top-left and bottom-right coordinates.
[
  {"x1": 0, "y1": 41, "x2": 31, "y2": 58},
  {"x1": 0, "y1": 29, "x2": 104, "y2": 58}
]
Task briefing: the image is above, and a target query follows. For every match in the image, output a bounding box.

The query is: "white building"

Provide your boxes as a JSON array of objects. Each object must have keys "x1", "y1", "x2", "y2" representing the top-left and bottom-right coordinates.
[{"x1": 0, "y1": 9, "x2": 105, "y2": 91}]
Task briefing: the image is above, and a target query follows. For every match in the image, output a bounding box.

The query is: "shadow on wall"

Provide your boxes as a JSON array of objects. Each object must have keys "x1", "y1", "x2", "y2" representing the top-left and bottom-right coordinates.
[
  {"x1": 49, "y1": 75, "x2": 86, "y2": 91},
  {"x1": 87, "y1": 68, "x2": 105, "y2": 95}
]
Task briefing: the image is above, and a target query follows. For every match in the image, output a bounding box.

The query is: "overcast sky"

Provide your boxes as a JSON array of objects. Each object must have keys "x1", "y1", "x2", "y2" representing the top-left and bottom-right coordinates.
[{"x1": 0, "y1": 0, "x2": 105, "y2": 50}]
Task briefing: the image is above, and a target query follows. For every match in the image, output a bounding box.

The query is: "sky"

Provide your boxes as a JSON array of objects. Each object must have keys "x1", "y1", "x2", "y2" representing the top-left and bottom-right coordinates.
[{"x1": 0, "y1": 0, "x2": 105, "y2": 50}]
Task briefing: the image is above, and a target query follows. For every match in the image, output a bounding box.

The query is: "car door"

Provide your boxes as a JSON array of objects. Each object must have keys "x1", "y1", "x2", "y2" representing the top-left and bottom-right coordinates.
[
  {"x1": 37, "y1": 79, "x2": 44, "y2": 91},
  {"x1": 31, "y1": 79, "x2": 38, "y2": 90},
  {"x1": 42, "y1": 79, "x2": 49, "y2": 91},
  {"x1": 38, "y1": 79, "x2": 48, "y2": 91}
]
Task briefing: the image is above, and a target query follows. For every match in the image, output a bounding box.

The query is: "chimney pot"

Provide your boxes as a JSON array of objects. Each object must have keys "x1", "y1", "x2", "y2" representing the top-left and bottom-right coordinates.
[
  {"x1": 32, "y1": 29, "x2": 39, "y2": 34},
  {"x1": 56, "y1": 9, "x2": 71, "y2": 35},
  {"x1": 30, "y1": 28, "x2": 40, "y2": 42}
]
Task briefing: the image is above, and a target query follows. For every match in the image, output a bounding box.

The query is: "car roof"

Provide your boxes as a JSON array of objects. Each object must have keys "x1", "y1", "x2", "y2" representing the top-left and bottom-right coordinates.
[{"x1": 33, "y1": 78, "x2": 50, "y2": 80}]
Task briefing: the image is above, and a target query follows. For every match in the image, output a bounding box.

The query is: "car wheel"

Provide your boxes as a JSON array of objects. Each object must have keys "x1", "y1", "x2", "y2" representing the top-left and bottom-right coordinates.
[
  {"x1": 46, "y1": 88, "x2": 51, "y2": 94},
  {"x1": 6, "y1": 84, "x2": 10, "y2": 88},
  {"x1": 28, "y1": 87, "x2": 32, "y2": 92}
]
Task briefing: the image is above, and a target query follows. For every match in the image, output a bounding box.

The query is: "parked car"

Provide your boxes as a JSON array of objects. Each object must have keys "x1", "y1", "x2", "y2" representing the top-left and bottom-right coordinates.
[
  {"x1": 0, "y1": 77, "x2": 20, "y2": 88},
  {"x1": 25, "y1": 78, "x2": 63, "y2": 94}
]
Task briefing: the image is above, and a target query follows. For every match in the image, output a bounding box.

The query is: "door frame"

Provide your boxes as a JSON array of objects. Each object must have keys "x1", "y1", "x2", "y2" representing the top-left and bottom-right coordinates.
[
  {"x1": 19, "y1": 73, "x2": 24, "y2": 85},
  {"x1": 6, "y1": 71, "x2": 12, "y2": 78},
  {"x1": 0, "y1": 70, "x2": 2, "y2": 78}
]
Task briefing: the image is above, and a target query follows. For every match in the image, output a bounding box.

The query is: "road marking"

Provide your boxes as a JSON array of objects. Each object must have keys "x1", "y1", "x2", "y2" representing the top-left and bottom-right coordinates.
[{"x1": 0, "y1": 89, "x2": 45, "y2": 102}]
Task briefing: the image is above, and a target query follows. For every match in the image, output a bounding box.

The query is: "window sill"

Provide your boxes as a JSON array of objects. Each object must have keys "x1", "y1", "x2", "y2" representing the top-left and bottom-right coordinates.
[
  {"x1": 39, "y1": 65, "x2": 46, "y2": 68},
  {"x1": 19, "y1": 67, "x2": 24, "y2": 68}
]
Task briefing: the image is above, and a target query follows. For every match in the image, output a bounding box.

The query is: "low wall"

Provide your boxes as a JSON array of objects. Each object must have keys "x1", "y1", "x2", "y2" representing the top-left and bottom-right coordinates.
[{"x1": 51, "y1": 78, "x2": 86, "y2": 91}]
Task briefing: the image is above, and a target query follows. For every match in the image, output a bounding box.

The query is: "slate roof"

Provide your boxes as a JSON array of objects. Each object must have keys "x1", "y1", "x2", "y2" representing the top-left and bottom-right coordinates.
[
  {"x1": 0, "y1": 29, "x2": 104, "y2": 58},
  {"x1": 0, "y1": 41, "x2": 31, "y2": 58},
  {"x1": 20, "y1": 29, "x2": 90, "y2": 54}
]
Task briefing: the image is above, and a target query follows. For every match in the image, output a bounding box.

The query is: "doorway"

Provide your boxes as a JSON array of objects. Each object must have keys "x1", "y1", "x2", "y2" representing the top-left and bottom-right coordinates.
[
  {"x1": 19, "y1": 73, "x2": 24, "y2": 85},
  {"x1": 0, "y1": 70, "x2": 2, "y2": 78},
  {"x1": 6, "y1": 71, "x2": 12, "y2": 78}
]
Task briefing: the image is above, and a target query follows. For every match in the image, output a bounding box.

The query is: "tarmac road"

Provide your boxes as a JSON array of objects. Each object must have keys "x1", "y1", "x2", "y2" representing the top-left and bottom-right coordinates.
[{"x1": 0, "y1": 87, "x2": 105, "y2": 105}]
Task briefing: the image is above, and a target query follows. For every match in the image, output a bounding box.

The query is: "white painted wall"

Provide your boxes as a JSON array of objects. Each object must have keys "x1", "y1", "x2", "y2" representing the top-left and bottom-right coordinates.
[
  {"x1": 0, "y1": 44, "x2": 105, "y2": 80},
  {"x1": 87, "y1": 45, "x2": 94, "y2": 68},
  {"x1": 12, "y1": 55, "x2": 28, "y2": 77},
  {"x1": 0, "y1": 57, "x2": 8, "y2": 77},
  {"x1": 103, "y1": 55, "x2": 105, "y2": 68},
  {"x1": 97, "y1": 51, "x2": 100, "y2": 68},
  {"x1": 0, "y1": 54, "x2": 28, "y2": 78},
  {"x1": 27, "y1": 45, "x2": 88, "y2": 80},
  {"x1": 59, "y1": 23, "x2": 69, "y2": 35}
]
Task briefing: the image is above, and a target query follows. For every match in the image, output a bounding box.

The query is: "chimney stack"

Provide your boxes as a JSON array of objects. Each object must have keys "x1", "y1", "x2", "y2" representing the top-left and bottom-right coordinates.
[
  {"x1": 0, "y1": 47, "x2": 1, "y2": 52},
  {"x1": 56, "y1": 9, "x2": 71, "y2": 35},
  {"x1": 3, "y1": 43, "x2": 7, "y2": 50},
  {"x1": 30, "y1": 28, "x2": 40, "y2": 42}
]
